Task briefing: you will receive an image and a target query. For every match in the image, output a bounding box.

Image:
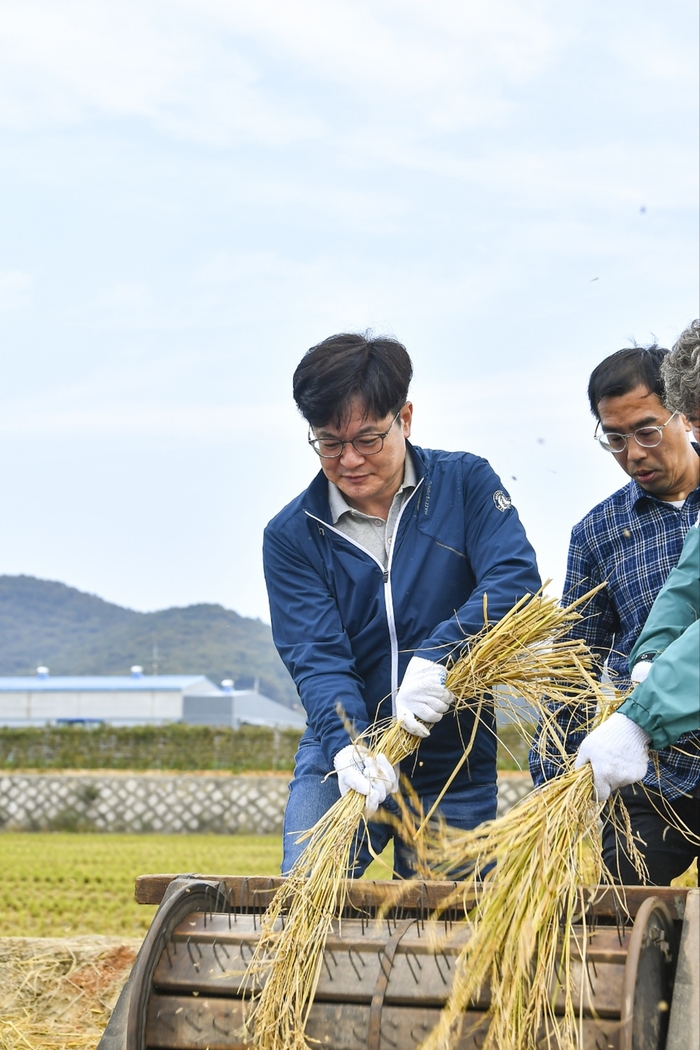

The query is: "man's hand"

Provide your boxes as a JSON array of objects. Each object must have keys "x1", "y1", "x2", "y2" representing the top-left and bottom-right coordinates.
[
  {"x1": 333, "y1": 743, "x2": 399, "y2": 816},
  {"x1": 394, "y1": 655, "x2": 455, "y2": 738},
  {"x1": 574, "y1": 712, "x2": 651, "y2": 802}
]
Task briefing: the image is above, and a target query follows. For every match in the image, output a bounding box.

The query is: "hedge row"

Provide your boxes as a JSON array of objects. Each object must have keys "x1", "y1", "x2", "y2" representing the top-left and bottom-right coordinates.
[
  {"x1": 0, "y1": 724, "x2": 303, "y2": 772},
  {"x1": 0, "y1": 723, "x2": 533, "y2": 773}
]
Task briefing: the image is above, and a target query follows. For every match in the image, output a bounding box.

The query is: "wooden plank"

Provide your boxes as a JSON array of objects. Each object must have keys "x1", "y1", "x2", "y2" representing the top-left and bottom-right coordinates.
[
  {"x1": 169, "y1": 914, "x2": 468, "y2": 951},
  {"x1": 168, "y1": 913, "x2": 632, "y2": 962},
  {"x1": 150, "y1": 943, "x2": 624, "y2": 1015},
  {"x1": 144, "y1": 993, "x2": 621, "y2": 1049},
  {"x1": 151, "y1": 915, "x2": 630, "y2": 1015},
  {"x1": 152, "y1": 941, "x2": 256, "y2": 998},
  {"x1": 134, "y1": 874, "x2": 689, "y2": 921},
  {"x1": 134, "y1": 874, "x2": 285, "y2": 907},
  {"x1": 170, "y1": 912, "x2": 277, "y2": 941},
  {"x1": 143, "y1": 993, "x2": 492, "y2": 1049},
  {"x1": 145, "y1": 994, "x2": 249, "y2": 1049}
]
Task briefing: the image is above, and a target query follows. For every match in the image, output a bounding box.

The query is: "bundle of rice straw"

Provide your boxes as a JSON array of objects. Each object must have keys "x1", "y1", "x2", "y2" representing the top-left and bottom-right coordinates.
[
  {"x1": 243, "y1": 584, "x2": 612, "y2": 1050},
  {"x1": 389, "y1": 761, "x2": 644, "y2": 1050}
]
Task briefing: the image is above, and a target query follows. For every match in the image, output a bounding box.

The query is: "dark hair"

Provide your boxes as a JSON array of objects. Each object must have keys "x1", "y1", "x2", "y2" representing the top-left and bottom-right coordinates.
[
  {"x1": 662, "y1": 319, "x2": 700, "y2": 418},
  {"x1": 587, "y1": 344, "x2": 669, "y2": 420},
  {"x1": 292, "y1": 332, "x2": 413, "y2": 427}
]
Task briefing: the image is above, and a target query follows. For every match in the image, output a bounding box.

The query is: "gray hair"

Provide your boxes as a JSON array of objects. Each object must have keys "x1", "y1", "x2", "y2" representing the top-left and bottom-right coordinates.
[{"x1": 661, "y1": 319, "x2": 700, "y2": 419}]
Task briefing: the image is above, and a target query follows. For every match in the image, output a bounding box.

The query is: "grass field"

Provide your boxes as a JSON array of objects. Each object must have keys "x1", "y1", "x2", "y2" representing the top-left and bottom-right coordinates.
[{"x1": 0, "y1": 832, "x2": 395, "y2": 938}]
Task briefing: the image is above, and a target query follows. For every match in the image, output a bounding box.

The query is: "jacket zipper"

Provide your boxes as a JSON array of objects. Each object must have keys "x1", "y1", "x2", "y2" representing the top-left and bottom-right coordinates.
[
  {"x1": 304, "y1": 477, "x2": 424, "y2": 716},
  {"x1": 383, "y1": 484, "x2": 423, "y2": 710}
]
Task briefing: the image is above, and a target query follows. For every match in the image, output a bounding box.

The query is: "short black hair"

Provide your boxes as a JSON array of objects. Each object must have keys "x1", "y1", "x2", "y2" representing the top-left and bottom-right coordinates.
[
  {"x1": 293, "y1": 332, "x2": 413, "y2": 427},
  {"x1": 587, "y1": 344, "x2": 669, "y2": 420}
]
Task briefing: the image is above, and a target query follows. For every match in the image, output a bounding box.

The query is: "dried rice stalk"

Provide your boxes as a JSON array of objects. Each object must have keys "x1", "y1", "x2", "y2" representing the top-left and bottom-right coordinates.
[
  {"x1": 244, "y1": 585, "x2": 613, "y2": 1050},
  {"x1": 241, "y1": 721, "x2": 414, "y2": 1050},
  {"x1": 403, "y1": 763, "x2": 644, "y2": 1050},
  {"x1": 0, "y1": 936, "x2": 139, "y2": 1050}
]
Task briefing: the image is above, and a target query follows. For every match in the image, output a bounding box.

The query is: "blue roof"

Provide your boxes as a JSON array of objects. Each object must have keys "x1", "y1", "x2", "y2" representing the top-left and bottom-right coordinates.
[{"x1": 0, "y1": 675, "x2": 213, "y2": 692}]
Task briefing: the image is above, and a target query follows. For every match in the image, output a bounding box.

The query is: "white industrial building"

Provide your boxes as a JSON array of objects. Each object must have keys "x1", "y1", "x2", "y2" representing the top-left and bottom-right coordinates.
[
  {"x1": 183, "y1": 682, "x2": 307, "y2": 730},
  {"x1": 0, "y1": 667, "x2": 306, "y2": 730}
]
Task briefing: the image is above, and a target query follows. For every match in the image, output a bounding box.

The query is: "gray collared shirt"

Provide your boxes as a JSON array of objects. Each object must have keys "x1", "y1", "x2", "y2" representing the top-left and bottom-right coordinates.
[{"x1": 328, "y1": 452, "x2": 417, "y2": 568}]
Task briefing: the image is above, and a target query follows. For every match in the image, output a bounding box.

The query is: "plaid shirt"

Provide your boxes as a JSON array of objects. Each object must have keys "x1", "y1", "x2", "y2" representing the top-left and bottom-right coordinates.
[{"x1": 530, "y1": 449, "x2": 700, "y2": 800}]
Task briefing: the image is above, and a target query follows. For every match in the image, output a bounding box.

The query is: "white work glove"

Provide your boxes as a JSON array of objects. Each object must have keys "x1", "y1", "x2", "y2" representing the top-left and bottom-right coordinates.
[
  {"x1": 394, "y1": 655, "x2": 455, "y2": 739},
  {"x1": 574, "y1": 712, "x2": 651, "y2": 802},
  {"x1": 333, "y1": 743, "x2": 399, "y2": 816},
  {"x1": 630, "y1": 660, "x2": 653, "y2": 684}
]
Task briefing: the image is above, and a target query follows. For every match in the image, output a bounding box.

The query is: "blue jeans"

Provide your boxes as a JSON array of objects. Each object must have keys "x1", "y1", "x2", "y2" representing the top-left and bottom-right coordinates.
[{"x1": 282, "y1": 730, "x2": 497, "y2": 879}]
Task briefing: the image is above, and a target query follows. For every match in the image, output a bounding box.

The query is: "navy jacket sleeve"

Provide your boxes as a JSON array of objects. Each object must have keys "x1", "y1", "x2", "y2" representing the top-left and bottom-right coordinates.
[{"x1": 263, "y1": 517, "x2": 371, "y2": 763}]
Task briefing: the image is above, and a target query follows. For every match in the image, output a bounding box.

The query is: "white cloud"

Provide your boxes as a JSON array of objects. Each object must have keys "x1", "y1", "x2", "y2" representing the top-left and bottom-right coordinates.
[
  {"x1": 0, "y1": 0, "x2": 564, "y2": 143},
  {"x1": 0, "y1": 0, "x2": 695, "y2": 171},
  {"x1": 0, "y1": 1, "x2": 324, "y2": 143}
]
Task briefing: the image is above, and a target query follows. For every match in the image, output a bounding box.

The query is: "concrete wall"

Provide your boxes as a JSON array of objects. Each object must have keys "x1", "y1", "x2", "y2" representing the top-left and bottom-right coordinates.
[{"x1": 0, "y1": 771, "x2": 533, "y2": 835}]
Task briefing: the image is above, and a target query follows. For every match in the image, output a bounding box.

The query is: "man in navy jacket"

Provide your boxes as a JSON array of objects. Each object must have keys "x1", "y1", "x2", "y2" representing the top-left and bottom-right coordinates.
[{"x1": 264, "y1": 332, "x2": 540, "y2": 876}]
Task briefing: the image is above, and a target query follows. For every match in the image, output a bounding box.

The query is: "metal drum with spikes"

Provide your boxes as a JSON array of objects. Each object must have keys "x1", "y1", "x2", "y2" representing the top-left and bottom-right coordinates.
[{"x1": 100, "y1": 876, "x2": 688, "y2": 1050}]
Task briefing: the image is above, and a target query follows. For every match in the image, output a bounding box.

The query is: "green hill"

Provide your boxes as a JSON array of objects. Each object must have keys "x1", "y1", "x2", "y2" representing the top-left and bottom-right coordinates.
[{"x1": 0, "y1": 576, "x2": 298, "y2": 707}]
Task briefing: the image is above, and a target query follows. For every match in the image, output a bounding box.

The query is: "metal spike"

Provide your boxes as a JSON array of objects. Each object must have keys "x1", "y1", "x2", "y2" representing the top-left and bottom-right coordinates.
[
  {"x1": 184, "y1": 1012, "x2": 203, "y2": 1034},
  {"x1": 347, "y1": 950, "x2": 362, "y2": 981},
  {"x1": 212, "y1": 941, "x2": 227, "y2": 973},
  {"x1": 155, "y1": 1009, "x2": 176, "y2": 1032},
  {"x1": 186, "y1": 938, "x2": 200, "y2": 972},
  {"x1": 405, "y1": 951, "x2": 421, "y2": 985},
  {"x1": 433, "y1": 953, "x2": 448, "y2": 985},
  {"x1": 381, "y1": 1021, "x2": 398, "y2": 1048},
  {"x1": 321, "y1": 951, "x2": 334, "y2": 980}
]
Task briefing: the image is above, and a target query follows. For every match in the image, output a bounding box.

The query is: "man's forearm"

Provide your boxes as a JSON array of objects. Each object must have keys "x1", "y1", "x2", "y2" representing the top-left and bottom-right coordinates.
[{"x1": 620, "y1": 621, "x2": 700, "y2": 749}]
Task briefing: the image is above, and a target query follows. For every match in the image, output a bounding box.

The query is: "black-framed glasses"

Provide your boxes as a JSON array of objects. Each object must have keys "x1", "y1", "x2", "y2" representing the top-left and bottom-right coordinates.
[
  {"x1": 595, "y1": 410, "x2": 680, "y2": 453},
  {"x1": 308, "y1": 408, "x2": 403, "y2": 459}
]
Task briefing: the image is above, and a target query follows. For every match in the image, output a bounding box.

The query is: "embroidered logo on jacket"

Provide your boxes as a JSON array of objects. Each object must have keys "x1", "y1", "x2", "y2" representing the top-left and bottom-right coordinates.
[{"x1": 493, "y1": 489, "x2": 512, "y2": 512}]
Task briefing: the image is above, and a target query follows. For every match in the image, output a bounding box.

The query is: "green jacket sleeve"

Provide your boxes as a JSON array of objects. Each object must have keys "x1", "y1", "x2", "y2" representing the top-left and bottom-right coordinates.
[
  {"x1": 621, "y1": 523, "x2": 700, "y2": 750},
  {"x1": 629, "y1": 524, "x2": 700, "y2": 666},
  {"x1": 619, "y1": 621, "x2": 700, "y2": 749}
]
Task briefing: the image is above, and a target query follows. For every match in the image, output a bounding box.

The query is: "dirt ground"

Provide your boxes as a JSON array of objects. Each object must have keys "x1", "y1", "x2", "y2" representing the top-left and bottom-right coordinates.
[{"x1": 0, "y1": 936, "x2": 140, "y2": 1050}]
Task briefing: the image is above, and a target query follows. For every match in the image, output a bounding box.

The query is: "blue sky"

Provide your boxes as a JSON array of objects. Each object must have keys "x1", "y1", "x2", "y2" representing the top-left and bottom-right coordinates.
[{"x1": 1, "y1": 0, "x2": 698, "y2": 622}]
